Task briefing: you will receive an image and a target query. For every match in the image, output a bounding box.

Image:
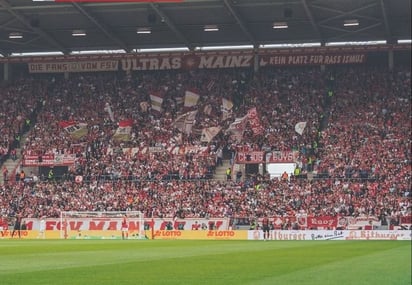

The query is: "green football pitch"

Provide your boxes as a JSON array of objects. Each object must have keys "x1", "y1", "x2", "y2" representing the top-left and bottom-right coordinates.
[{"x1": 0, "y1": 239, "x2": 410, "y2": 285}]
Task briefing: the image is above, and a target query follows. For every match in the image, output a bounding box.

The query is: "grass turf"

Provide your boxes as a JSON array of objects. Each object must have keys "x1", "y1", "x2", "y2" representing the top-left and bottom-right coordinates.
[{"x1": 0, "y1": 240, "x2": 410, "y2": 285}]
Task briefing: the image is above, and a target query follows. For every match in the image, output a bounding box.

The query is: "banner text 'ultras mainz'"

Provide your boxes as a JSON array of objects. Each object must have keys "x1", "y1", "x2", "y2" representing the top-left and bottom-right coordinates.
[
  {"x1": 0, "y1": 44, "x2": 405, "y2": 73},
  {"x1": 26, "y1": 53, "x2": 365, "y2": 73}
]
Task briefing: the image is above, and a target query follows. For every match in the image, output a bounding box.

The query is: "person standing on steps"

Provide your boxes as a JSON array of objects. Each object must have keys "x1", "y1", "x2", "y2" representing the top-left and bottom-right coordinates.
[
  {"x1": 216, "y1": 147, "x2": 223, "y2": 166},
  {"x1": 226, "y1": 167, "x2": 232, "y2": 181}
]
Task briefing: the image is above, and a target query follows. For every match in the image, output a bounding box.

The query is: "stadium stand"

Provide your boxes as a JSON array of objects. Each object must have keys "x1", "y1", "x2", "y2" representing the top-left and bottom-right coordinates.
[
  {"x1": 0, "y1": 0, "x2": 410, "y2": 233},
  {"x1": 0, "y1": 64, "x2": 410, "y2": 230}
]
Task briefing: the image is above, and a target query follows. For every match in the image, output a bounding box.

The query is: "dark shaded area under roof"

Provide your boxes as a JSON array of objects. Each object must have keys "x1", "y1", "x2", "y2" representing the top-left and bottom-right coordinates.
[{"x1": 0, "y1": 0, "x2": 410, "y2": 55}]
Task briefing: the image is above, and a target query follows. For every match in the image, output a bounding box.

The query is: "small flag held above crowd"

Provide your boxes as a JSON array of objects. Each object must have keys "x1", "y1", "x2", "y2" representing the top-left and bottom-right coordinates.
[
  {"x1": 173, "y1": 110, "x2": 198, "y2": 135},
  {"x1": 113, "y1": 119, "x2": 133, "y2": 141},
  {"x1": 225, "y1": 107, "x2": 264, "y2": 142},
  {"x1": 221, "y1": 98, "x2": 234, "y2": 121},
  {"x1": 150, "y1": 92, "x2": 164, "y2": 113},
  {"x1": 104, "y1": 102, "x2": 115, "y2": 122},
  {"x1": 184, "y1": 89, "x2": 200, "y2": 108},
  {"x1": 295, "y1": 121, "x2": 307, "y2": 135},
  {"x1": 246, "y1": 107, "x2": 264, "y2": 135},
  {"x1": 59, "y1": 120, "x2": 88, "y2": 140},
  {"x1": 201, "y1": 126, "x2": 222, "y2": 142}
]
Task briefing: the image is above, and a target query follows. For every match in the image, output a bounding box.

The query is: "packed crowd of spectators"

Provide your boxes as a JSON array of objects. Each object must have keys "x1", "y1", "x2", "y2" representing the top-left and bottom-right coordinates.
[
  {"x1": 0, "y1": 64, "x2": 410, "y2": 227},
  {"x1": 0, "y1": 78, "x2": 44, "y2": 163}
]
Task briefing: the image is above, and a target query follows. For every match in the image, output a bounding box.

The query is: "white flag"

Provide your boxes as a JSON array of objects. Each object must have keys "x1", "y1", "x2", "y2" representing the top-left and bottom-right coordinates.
[
  {"x1": 221, "y1": 98, "x2": 234, "y2": 121},
  {"x1": 60, "y1": 121, "x2": 88, "y2": 140},
  {"x1": 150, "y1": 93, "x2": 163, "y2": 112},
  {"x1": 173, "y1": 110, "x2": 198, "y2": 135},
  {"x1": 113, "y1": 119, "x2": 133, "y2": 141},
  {"x1": 184, "y1": 90, "x2": 200, "y2": 108},
  {"x1": 104, "y1": 103, "x2": 115, "y2": 122},
  {"x1": 201, "y1": 126, "x2": 222, "y2": 142},
  {"x1": 295, "y1": 121, "x2": 307, "y2": 135}
]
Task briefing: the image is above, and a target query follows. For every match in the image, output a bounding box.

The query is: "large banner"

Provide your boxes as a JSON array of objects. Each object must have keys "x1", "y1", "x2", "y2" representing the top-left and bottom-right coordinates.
[
  {"x1": 20, "y1": 45, "x2": 412, "y2": 73},
  {"x1": 10, "y1": 216, "x2": 411, "y2": 240},
  {"x1": 23, "y1": 154, "x2": 76, "y2": 166},
  {"x1": 2, "y1": 229, "x2": 410, "y2": 241},
  {"x1": 0, "y1": 44, "x2": 405, "y2": 73},
  {"x1": 1, "y1": 44, "x2": 409, "y2": 65},
  {"x1": 248, "y1": 229, "x2": 412, "y2": 241},
  {"x1": 23, "y1": 217, "x2": 230, "y2": 232},
  {"x1": 236, "y1": 150, "x2": 299, "y2": 164},
  {"x1": 152, "y1": 230, "x2": 247, "y2": 240},
  {"x1": 24, "y1": 53, "x2": 377, "y2": 73}
]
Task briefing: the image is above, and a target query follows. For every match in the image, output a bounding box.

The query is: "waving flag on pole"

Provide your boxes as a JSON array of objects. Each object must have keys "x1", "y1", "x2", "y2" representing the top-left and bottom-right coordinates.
[
  {"x1": 201, "y1": 126, "x2": 222, "y2": 142},
  {"x1": 221, "y1": 98, "x2": 234, "y2": 121},
  {"x1": 226, "y1": 115, "x2": 247, "y2": 142},
  {"x1": 113, "y1": 119, "x2": 133, "y2": 141},
  {"x1": 203, "y1": 104, "x2": 212, "y2": 116},
  {"x1": 173, "y1": 110, "x2": 198, "y2": 135},
  {"x1": 295, "y1": 121, "x2": 307, "y2": 135},
  {"x1": 104, "y1": 103, "x2": 115, "y2": 122},
  {"x1": 150, "y1": 92, "x2": 163, "y2": 113},
  {"x1": 247, "y1": 107, "x2": 264, "y2": 135},
  {"x1": 184, "y1": 89, "x2": 200, "y2": 108},
  {"x1": 59, "y1": 121, "x2": 88, "y2": 140}
]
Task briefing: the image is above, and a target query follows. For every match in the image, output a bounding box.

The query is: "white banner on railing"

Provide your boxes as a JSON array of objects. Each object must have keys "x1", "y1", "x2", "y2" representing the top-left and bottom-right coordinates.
[{"x1": 248, "y1": 230, "x2": 412, "y2": 241}]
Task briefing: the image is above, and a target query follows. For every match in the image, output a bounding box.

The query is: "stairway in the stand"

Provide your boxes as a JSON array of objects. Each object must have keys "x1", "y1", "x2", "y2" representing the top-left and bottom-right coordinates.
[{"x1": 213, "y1": 159, "x2": 232, "y2": 181}]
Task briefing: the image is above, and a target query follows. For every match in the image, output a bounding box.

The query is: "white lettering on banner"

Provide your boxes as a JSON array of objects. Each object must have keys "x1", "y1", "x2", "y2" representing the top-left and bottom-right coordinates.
[
  {"x1": 28, "y1": 61, "x2": 118, "y2": 73},
  {"x1": 121, "y1": 57, "x2": 181, "y2": 71},
  {"x1": 10, "y1": 220, "x2": 412, "y2": 241},
  {"x1": 307, "y1": 216, "x2": 337, "y2": 228},
  {"x1": 346, "y1": 230, "x2": 411, "y2": 240},
  {"x1": 269, "y1": 56, "x2": 287, "y2": 65},
  {"x1": 2, "y1": 44, "x2": 409, "y2": 64},
  {"x1": 198, "y1": 55, "x2": 253, "y2": 69},
  {"x1": 310, "y1": 230, "x2": 345, "y2": 240},
  {"x1": 236, "y1": 151, "x2": 265, "y2": 164},
  {"x1": 23, "y1": 218, "x2": 229, "y2": 231},
  {"x1": 265, "y1": 151, "x2": 298, "y2": 163},
  {"x1": 27, "y1": 53, "x2": 368, "y2": 73},
  {"x1": 260, "y1": 53, "x2": 366, "y2": 66},
  {"x1": 288, "y1": 55, "x2": 309, "y2": 65},
  {"x1": 154, "y1": 231, "x2": 182, "y2": 238},
  {"x1": 247, "y1": 230, "x2": 412, "y2": 241},
  {"x1": 206, "y1": 231, "x2": 235, "y2": 237},
  {"x1": 271, "y1": 231, "x2": 307, "y2": 240},
  {"x1": 23, "y1": 154, "x2": 76, "y2": 166}
]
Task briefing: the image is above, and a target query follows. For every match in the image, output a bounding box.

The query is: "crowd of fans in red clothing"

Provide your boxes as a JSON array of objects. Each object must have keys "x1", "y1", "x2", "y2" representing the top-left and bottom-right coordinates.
[{"x1": 0, "y1": 64, "x2": 410, "y2": 228}]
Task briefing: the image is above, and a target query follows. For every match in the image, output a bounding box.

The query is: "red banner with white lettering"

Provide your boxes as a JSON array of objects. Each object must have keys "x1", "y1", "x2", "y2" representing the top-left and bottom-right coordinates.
[
  {"x1": 265, "y1": 151, "x2": 299, "y2": 163},
  {"x1": 23, "y1": 218, "x2": 230, "y2": 231},
  {"x1": 306, "y1": 216, "x2": 338, "y2": 229},
  {"x1": 236, "y1": 151, "x2": 265, "y2": 164},
  {"x1": 21, "y1": 49, "x2": 383, "y2": 73},
  {"x1": 23, "y1": 154, "x2": 76, "y2": 166}
]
